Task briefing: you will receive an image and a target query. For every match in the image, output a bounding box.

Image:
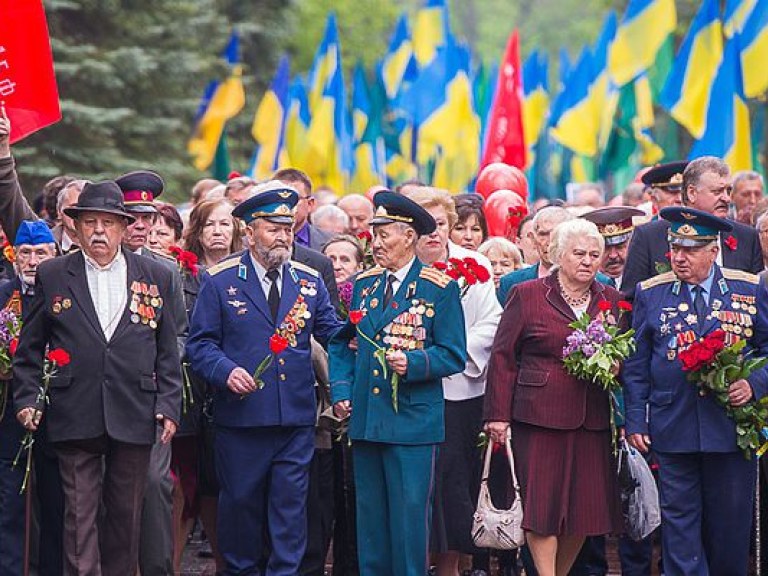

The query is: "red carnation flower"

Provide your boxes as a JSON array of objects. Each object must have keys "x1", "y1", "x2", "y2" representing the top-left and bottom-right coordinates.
[
  {"x1": 724, "y1": 235, "x2": 738, "y2": 251},
  {"x1": 474, "y1": 264, "x2": 491, "y2": 283},
  {"x1": 618, "y1": 301, "x2": 632, "y2": 312},
  {"x1": 357, "y1": 230, "x2": 372, "y2": 242},
  {"x1": 46, "y1": 348, "x2": 71, "y2": 367},
  {"x1": 597, "y1": 300, "x2": 612, "y2": 312},
  {"x1": 269, "y1": 334, "x2": 289, "y2": 355},
  {"x1": 349, "y1": 310, "x2": 365, "y2": 325},
  {"x1": 432, "y1": 261, "x2": 448, "y2": 271},
  {"x1": 9, "y1": 337, "x2": 18, "y2": 357}
]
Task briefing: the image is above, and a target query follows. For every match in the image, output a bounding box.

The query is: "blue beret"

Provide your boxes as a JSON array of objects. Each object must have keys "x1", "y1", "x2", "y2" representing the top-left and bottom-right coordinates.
[
  {"x1": 660, "y1": 206, "x2": 733, "y2": 247},
  {"x1": 231, "y1": 181, "x2": 298, "y2": 224},
  {"x1": 14, "y1": 220, "x2": 55, "y2": 247},
  {"x1": 370, "y1": 191, "x2": 436, "y2": 236}
]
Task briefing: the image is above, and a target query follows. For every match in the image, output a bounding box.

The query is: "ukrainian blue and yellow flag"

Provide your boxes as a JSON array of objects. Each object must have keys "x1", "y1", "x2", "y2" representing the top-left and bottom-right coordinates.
[
  {"x1": 283, "y1": 78, "x2": 311, "y2": 170},
  {"x1": 304, "y1": 36, "x2": 353, "y2": 193},
  {"x1": 633, "y1": 74, "x2": 665, "y2": 164},
  {"x1": 550, "y1": 48, "x2": 599, "y2": 157},
  {"x1": 352, "y1": 65, "x2": 385, "y2": 191},
  {"x1": 251, "y1": 55, "x2": 291, "y2": 179},
  {"x1": 659, "y1": 0, "x2": 723, "y2": 139},
  {"x1": 738, "y1": 0, "x2": 767, "y2": 98},
  {"x1": 412, "y1": 0, "x2": 449, "y2": 67},
  {"x1": 381, "y1": 14, "x2": 414, "y2": 99},
  {"x1": 608, "y1": 0, "x2": 677, "y2": 86},
  {"x1": 522, "y1": 51, "x2": 549, "y2": 165},
  {"x1": 724, "y1": 0, "x2": 758, "y2": 37},
  {"x1": 690, "y1": 39, "x2": 752, "y2": 172},
  {"x1": 188, "y1": 32, "x2": 245, "y2": 172},
  {"x1": 308, "y1": 14, "x2": 339, "y2": 113}
]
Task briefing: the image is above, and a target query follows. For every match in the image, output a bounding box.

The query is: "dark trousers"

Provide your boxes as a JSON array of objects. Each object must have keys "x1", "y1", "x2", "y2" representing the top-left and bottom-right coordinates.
[
  {"x1": 33, "y1": 437, "x2": 65, "y2": 576},
  {"x1": 0, "y1": 458, "x2": 24, "y2": 576},
  {"x1": 656, "y1": 451, "x2": 755, "y2": 576},
  {"x1": 300, "y1": 447, "x2": 335, "y2": 576},
  {"x1": 215, "y1": 425, "x2": 314, "y2": 576},
  {"x1": 55, "y1": 436, "x2": 152, "y2": 576},
  {"x1": 138, "y1": 436, "x2": 173, "y2": 576},
  {"x1": 332, "y1": 440, "x2": 359, "y2": 576}
]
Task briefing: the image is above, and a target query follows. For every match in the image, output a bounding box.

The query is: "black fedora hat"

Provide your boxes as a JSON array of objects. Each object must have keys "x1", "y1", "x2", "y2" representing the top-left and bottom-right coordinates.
[{"x1": 63, "y1": 181, "x2": 137, "y2": 223}]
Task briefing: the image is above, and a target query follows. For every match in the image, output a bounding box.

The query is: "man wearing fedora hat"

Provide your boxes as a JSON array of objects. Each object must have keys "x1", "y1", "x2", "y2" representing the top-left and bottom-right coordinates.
[{"x1": 12, "y1": 181, "x2": 182, "y2": 576}]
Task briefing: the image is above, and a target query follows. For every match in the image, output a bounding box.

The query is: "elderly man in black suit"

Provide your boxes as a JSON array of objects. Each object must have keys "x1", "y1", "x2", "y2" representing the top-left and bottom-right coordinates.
[
  {"x1": 621, "y1": 157, "x2": 763, "y2": 298},
  {"x1": 13, "y1": 181, "x2": 182, "y2": 576}
]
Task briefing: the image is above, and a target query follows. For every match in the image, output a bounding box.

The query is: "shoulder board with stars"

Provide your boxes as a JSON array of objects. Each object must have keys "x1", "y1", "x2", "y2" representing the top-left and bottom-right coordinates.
[
  {"x1": 289, "y1": 260, "x2": 320, "y2": 278},
  {"x1": 207, "y1": 258, "x2": 239, "y2": 276},
  {"x1": 357, "y1": 266, "x2": 384, "y2": 281},
  {"x1": 640, "y1": 271, "x2": 677, "y2": 291},
  {"x1": 419, "y1": 266, "x2": 452, "y2": 288},
  {"x1": 721, "y1": 268, "x2": 759, "y2": 285}
]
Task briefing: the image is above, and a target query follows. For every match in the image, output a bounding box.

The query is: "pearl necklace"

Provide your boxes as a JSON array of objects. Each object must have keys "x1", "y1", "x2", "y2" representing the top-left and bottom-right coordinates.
[{"x1": 558, "y1": 277, "x2": 590, "y2": 308}]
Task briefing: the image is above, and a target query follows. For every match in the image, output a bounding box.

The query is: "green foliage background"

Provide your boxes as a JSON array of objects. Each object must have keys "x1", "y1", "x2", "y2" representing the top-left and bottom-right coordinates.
[{"x1": 14, "y1": 0, "x2": 708, "y2": 204}]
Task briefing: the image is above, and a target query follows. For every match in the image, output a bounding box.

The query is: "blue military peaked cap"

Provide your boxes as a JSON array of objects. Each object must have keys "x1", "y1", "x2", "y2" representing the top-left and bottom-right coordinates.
[
  {"x1": 14, "y1": 220, "x2": 55, "y2": 247},
  {"x1": 660, "y1": 206, "x2": 733, "y2": 247},
  {"x1": 370, "y1": 191, "x2": 436, "y2": 236},
  {"x1": 232, "y1": 180, "x2": 299, "y2": 225}
]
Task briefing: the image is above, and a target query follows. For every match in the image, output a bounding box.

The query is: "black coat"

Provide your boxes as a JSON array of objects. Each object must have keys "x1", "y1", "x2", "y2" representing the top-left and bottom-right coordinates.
[
  {"x1": 12, "y1": 250, "x2": 182, "y2": 445},
  {"x1": 0, "y1": 277, "x2": 27, "y2": 459},
  {"x1": 620, "y1": 218, "x2": 763, "y2": 299},
  {"x1": 293, "y1": 243, "x2": 340, "y2": 311}
]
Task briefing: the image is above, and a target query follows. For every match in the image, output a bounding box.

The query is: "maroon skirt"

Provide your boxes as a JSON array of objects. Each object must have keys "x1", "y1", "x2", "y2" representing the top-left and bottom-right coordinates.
[{"x1": 512, "y1": 421, "x2": 622, "y2": 536}]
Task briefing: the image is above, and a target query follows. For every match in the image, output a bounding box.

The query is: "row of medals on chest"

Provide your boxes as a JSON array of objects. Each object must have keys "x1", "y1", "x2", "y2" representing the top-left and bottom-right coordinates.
[
  {"x1": 381, "y1": 299, "x2": 433, "y2": 350},
  {"x1": 130, "y1": 282, "x2": 162, "y2": 328}
]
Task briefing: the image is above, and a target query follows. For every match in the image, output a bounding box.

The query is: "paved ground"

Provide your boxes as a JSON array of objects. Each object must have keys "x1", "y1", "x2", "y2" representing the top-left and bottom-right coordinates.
[{"x1": 179, "y1": 531, "x2": 644, "y2": 575}]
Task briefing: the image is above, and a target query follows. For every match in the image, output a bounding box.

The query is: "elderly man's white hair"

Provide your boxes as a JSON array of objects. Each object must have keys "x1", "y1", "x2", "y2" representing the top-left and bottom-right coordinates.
[{"x1": 312, "y1": 204, "x2": 350, "y2": 233}]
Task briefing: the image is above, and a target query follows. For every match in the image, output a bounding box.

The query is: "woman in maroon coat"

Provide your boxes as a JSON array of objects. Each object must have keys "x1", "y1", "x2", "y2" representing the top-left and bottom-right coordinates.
[{"x1": 484, "y1": 218, "x2": 623, "y2": 576}]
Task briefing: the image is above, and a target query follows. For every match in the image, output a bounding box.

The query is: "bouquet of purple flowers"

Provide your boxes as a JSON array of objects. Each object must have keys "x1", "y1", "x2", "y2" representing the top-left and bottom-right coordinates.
[
  {"x1": 562, "y1": 300, "x2": 635, "y2": 392},
  {"x1": 0, "y1": 307, "x2": 21, "y2": 377}
]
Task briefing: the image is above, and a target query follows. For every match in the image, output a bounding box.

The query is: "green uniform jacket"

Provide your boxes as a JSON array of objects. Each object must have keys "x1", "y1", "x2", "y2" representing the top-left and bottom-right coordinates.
[{"x1": 330, "y1": 259, "x2": 467, "y2": 445}]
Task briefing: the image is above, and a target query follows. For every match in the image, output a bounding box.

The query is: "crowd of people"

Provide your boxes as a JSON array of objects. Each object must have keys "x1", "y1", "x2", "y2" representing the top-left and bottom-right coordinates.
[{"x1": 0, "y1": 105, "x2": 768, "y2": 576}]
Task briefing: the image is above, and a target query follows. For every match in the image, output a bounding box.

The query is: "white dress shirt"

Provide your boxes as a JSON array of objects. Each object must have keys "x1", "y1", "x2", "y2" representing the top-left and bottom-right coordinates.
[
  {"x1": 84, "y1": 250, "x2": 127, "y2": 341},
  {"x1": 250, "y1": 253, "x2": 282, "y2": 298},
  {"x1": 386, "y1": 256, "x2": 416, "y2": 297}
]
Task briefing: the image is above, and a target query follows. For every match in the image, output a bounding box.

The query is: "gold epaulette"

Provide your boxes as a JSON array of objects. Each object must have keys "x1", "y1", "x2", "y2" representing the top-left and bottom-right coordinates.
[
  {"x1": 721, "y1": 268, "x2": 759, "y2": 285},
  {"x1": 207, "y1": 258, "x2": 239, "y2": 276},
  {"x1": 419, "y1": 266, "x2": 452, "y2": 288},
  {"x1": 639, "y1": 270, "x2": 676, "y2": 291},
  {"x1": 356, "y1": 266, "x2": 384, "y2": 281},
  {"x1": 289, "y1": 260, "x2": 320, "y2": 278}
]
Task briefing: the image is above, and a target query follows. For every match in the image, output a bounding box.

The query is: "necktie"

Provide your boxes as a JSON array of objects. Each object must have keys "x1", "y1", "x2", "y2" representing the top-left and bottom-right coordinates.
[
  {"x1": 383, "y1": 274, "x2": 396, "y2": 308},
  {"x1": 693, "y1": 285, "x2": 707, "y2": 323},
  {"x1": 266, "y1": 269, "x2": 280, "y2": 322}
]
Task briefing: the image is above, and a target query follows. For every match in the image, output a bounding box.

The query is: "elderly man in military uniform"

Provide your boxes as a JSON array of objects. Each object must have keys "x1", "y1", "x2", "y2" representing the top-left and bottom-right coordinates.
[
  {"x1": 582, "y1": 206, "x2": 645, "y2": 290},
  {"x1": 329, "y1": 192, "x2": 467, "y2": 576},
  {"x1": 186, "y1": 183, "x2": 341, "y2": 575},
  {"x1": 621, "y1": 157, "x2": 763, "y2": 299},
  {"x1": 624, "y1": 206, "x2": 768, "y2": 576}
]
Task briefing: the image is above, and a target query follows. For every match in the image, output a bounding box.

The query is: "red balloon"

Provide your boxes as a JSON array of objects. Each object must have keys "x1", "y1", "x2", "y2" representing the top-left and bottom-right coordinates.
[
  {"x1": 484, "y1": 190, "x2": 528, "y2": 239},
  {"x1": 475, "y1": 163, "x2": 529, "y2": 201}
]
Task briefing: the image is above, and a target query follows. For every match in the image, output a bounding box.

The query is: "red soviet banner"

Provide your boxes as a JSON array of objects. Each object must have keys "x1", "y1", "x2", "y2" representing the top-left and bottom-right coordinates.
[
  {"x1": 481, "y1": 30, "x2": 526, "y2": 170},
  {"x1": 0, "y1": 0, "x2": 61, "y2": 143}
]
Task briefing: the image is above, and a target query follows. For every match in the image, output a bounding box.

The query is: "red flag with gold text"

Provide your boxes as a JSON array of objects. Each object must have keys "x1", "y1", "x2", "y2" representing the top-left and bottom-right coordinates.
[
  {"x1": 0, "y1": 0, "x2": 61, "y2": 143},
  {"x1": 481, "y1": 30, "x2": 526, "y2": 170}
]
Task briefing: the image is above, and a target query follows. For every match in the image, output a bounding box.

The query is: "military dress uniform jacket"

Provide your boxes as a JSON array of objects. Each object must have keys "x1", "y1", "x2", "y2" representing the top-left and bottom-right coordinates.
[
  {"x1": 185, "y1": 253, "x2": 342, "y2": 428},
  {"x1": 0, "y1": 278, "x2": 27, "y2": 460},
  {"x1": 623, "y1": 267, "x2": 768, "y2": 452},
  {"x1": 329, "y1": 259, "x2": 467, "y2": 445},
  {"x1": 620, "y1": 218, "x2": 763, "y2": 298},
  {"x1": 12, "y1": 250, "x2": 182, "y2": 445}
]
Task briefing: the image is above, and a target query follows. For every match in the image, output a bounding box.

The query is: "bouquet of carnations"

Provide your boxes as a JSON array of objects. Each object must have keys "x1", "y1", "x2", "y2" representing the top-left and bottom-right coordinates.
[
  {"x1": 355, "y1": 231, "x2": 377, "y2": 270},
  {"x1": 562, "y1": 300, "x2": 635, "y2": 393},
  {"x1": 679, "y1": 329, "x2": 768, "y2": 458},
  {"x1": 14, "y1": 348, "x2": 71, "y2": 493},
  {"x1": 168, "y1": 245, "x2": 199, "y2": 277},
  {"x1": 432, "y1": 257, "x2": 492, "y2": 297}
]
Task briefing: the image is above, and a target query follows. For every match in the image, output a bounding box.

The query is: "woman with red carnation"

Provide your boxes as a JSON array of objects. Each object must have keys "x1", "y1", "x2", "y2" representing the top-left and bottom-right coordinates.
[
  {"x1": 485, "y1": 219, "x2": 625, "y2": 576},
  {"x1": 402, "y1": 186, "x2": 502, "y2": 576}
]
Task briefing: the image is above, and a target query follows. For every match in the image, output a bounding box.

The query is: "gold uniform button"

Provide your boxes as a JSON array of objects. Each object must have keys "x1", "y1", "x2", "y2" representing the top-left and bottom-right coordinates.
[
  {"x1": 372, "y1": 387, "x2": 380, "y2": 395},
  {"x1": 375, "y1": 334, "x2": 381, "y2": 341},
  {"x1": 278, "y1": 358, "x2": 285, "y2": 366},
  {"x1": 373, "y1": 369, "x2": 380, "y2": 377},
  {"x1": 280, "y1": 374, "x2": 286, "y2": 381}
]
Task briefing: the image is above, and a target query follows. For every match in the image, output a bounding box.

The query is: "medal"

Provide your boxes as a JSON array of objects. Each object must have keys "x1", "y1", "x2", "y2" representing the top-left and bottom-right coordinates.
[
  {"x1": 426, "y1": 308, "x2": 435, "y2": 318},
  {"x1": 149, "y1": 320, "x2": 157, "y2": 329},
  {"x1": 678, "y1": 303, "x2": 689, "y2": 312},
  {"x1": 131, "y1": 313, "x2": 140, "y2": 324},
  {"x1": 370, "y1": 298, "x2": 378, "y2": 309}
]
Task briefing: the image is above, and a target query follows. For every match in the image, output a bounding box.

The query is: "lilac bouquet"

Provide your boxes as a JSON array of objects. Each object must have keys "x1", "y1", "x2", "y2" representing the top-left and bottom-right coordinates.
[
  {"x1": 562, "y1": 300, "x2": 635, "y2": 392},
  {"x1": 338, "y1": 281, "x2": 353, "y2": 321},
  {"x1": 0, "y1": 307, "x2": 21, "y2": 377}
]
